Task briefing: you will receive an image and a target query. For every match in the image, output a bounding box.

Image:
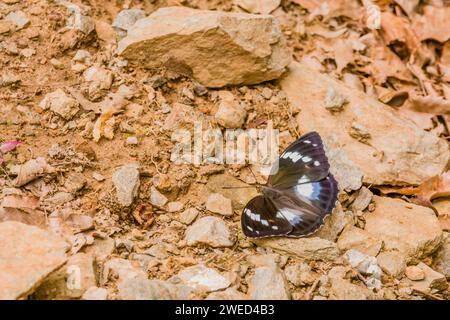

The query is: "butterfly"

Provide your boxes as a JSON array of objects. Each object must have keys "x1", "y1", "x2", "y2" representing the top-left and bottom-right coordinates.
[{"x1": 241, "y1": 131, "x2": 338, "y2": 238}]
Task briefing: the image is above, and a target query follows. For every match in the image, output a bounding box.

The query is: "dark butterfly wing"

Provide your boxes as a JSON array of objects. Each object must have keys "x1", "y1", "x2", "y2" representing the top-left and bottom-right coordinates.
[
  {"x1": 270, "y1": 174, "x2": 338, "y2": 237},
  {"x1": 267, "y1": 132, "x2": 330, "y2": 189},
  {"x1": 241, "y1": 195, "x2": 292, "y2": 238}
]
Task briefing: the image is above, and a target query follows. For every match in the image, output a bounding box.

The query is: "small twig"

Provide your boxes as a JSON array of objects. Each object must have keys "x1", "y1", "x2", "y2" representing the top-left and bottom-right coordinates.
[
  {"x1": 412, "y1": 288, "x2": 444, "y2": 300},
  {"x1": 304, "y1": 278, "x2": 320, "y2": 300}
]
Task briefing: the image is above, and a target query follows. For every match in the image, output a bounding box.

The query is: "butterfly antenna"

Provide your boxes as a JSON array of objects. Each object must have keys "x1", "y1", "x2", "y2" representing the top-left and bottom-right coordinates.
[{"x1": 222, "y1": 185, "x2": 258, "y2": 189}]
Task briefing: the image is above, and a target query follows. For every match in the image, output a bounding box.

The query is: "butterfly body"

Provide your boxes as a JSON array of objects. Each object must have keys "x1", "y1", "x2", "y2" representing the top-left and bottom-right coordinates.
[{"x1": 241, "y1": 132, "x2": 338, "y2": 238}]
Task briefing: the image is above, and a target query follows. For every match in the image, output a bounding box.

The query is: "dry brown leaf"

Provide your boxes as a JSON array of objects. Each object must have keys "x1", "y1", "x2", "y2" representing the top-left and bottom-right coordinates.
[
  {"x1": 92, "y1": 111, "x2": 115, "y2": 142},
  {"x1": 290, "y1": 0, "x2": 362, "y2": 20},
  {"x1": 411, "y1": 5, "x2": 450, "y2": 43},
  {"x1": 380, "y1": 11, "x2": 424, "y2": 61},
  {"x1": 367, "y1": 45, "x2": 412, "y2": 83},
  {"x1": 333, "y1": 39, "x2": 354, "y2": 73},
  {"x1": 235, "y1": 0, "x2": 280, "y2": 14},
  {"x1": 10, "y1": 157, "x2": 55, "y2": 187},
  {"x1": 393, "y1": 0, "x2": 419, "y2": 16},
  {"x1": 377, "y1": 171, "x2": 450, "y2": 210}
]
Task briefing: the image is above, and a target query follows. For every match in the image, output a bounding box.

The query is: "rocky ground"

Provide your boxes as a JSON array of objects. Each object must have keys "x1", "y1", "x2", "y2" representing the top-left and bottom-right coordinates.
[{"x1": 1, "y1": 0, "x2": 450, "y2": 300}]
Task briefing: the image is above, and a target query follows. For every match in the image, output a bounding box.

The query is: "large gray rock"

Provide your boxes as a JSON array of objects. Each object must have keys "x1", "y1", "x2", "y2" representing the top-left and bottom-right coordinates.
[
  {"x1": 118, "y1": 7, "x2": 292, "y2": 88},
  {"x1": 0, "y1": 222, "x2": 68, "y2": 299},
  {"x1": 364, "y1": 196, "x2": 443, "y2": 262},
  {"x1": 280, "y1": 62, "x2": 450, "y2": 186}
]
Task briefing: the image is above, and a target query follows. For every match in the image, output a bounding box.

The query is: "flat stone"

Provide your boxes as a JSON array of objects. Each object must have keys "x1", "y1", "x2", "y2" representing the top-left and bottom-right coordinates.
[
  {"x1": 206, "y1": 287, "x2": 247, "y2": 300},
  {"x1": 433, "y1": 235, "x2": 450, "y2": 279},
  {"x1": 118, "y1": 277, "x2": 192, "y2": 300},
  {"x1": 280, "y1": 62, "x2": 450, "y2": 186},
  {"x1": 253, "y1": 237, "x2": 340, "y2": 262},
  {"x1": 150, "y1": 186, "x2": 168, "y2": 208},
  {"x1": 32, "y1": 253, "x2": 96, "y2": 299},
  {"x1": 185, "y1": 216, "x2": 234, "y2": 248},
  {"x1": 172, "y1": 264, "x2": 231, "y2": 292},
  {"x1": 314, "y1": 203, "x2": 352, "y2": 242},
  {"x1": 82, "y1": 286, "x2": 108, "y2": 300},
  {"x1": 40, "y1": 89, "x2": 80, "y2": 120},
  {"x1": 284, "y1": 262, "x2": 316, "y2": 287},
  {"x1": 405, "y1": 266, "x2": 425, "y2": 281},
  {"x1": 177, "y1": 207, "x2": 199, "y2": 225},
  {"x1": 5, "y1": 11, "x2": 30, "y2": 30},
  {"x1": 329, "y1": 278, "x2": 373, "y2": 300},
  {"x1": 364, "y1": 196, "x2": 443, "y2": 262},
  {"x1": 248, "y1": 265, "x2": 290, "y2": 300},
  {"x1": 112, "y1": 164, "x2": 140, "y2": 206},
  {"x1": 167, "y1": 201, "x2": 184, "y2": 213},
  {"x1": 377, "y1": 251, "x2": 407, "y2": 279},
  {"x1": 326, "y1": 148, "x2": 363, "y2": 192},
  {"x1": 214, "y1": 92, "x2": 247, "y2": 128},
  {"x1": 112, "y1": 9, "x2": 146, "y2": 38},
  {"x1": 337, "y1": 225, "x2": 383, "y2": 257},
  {"x1": 407, "y1": 262, "x2": 448, "y2": 292},
  {"x1": 84, "y1": 66, "x2": 114, "y2": 100},
  {"x1": 118, "y1": 7, "x2": 291, "y2": 88},
  {"x1": 206, "y1": 193, "x2": 233, "y2": 216},
  {"x1": 351, "y1": 187, "x2": 373, "y2": 211},
  {"x1": 0, "y1": 222, "x2": 68, "y2": 299}
]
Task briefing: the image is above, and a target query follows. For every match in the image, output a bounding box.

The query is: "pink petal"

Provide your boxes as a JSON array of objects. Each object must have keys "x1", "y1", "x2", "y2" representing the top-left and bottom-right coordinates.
[{"x1": 0, "y1": 140, "x2": 21, "y2": 154}]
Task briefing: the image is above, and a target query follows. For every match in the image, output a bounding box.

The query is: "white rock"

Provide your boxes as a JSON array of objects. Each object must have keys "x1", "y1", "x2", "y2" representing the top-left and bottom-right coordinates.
[
  {"x1": 84, "y1": 66, "x2": 114, "y2": 100},
  {"x1": 150, "y1": 186, "x2": 168, "y2": 208},
  {"x1": 167, "y1": 201, "x2": 184, "y2": 213},
  {"x1": 215, "y1": 92, "x2": 247, "y2": 129},
  {"x1": 248, "y1": 265, "x2": 290, "y2": 300},
  {"x1": 178, "y1": 207, "x2": 199, "y2": 225},
  {"x1": 40, "y1": 89, "x2": 80, "y2": 120},
  {"x1": 5, "y1": 11, "x2": 30, "y2": 30},
  {"x1": 112, "y1": 9, "x2": 146, "y2": 38},
  {"x1": 126, "y1": 136, "x2": 138, "y2": 145},
  {"x1": 172, "y1": 264, "x2": 231, "y2": 292},
  {"x1": 206, "y1": 193, "x2": 233, "y2": 216},
  {"x1": 185, "y1": 216, "x2": 234, "y2": 248},
  {"x1": 351, "y1": 187, "x2": 373, "y2": 211},
  {"x1": 112, "y1": 164, "x2": 140, "y2": 206}
]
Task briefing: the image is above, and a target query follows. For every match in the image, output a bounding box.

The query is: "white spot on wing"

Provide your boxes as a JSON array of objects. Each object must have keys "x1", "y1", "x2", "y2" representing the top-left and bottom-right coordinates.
[
  {"x1": 303, "y1": 140, "x2": 311, "y2": 144},
  {"x1": 279, "y1": 208, "x2": 303, "y2": 224},
  {"x1": 302, "y1": 156, "x2": 312, "y2": 163},
  {"x1": 314, "y1": 160, "x2": 320, "y2": 166}
]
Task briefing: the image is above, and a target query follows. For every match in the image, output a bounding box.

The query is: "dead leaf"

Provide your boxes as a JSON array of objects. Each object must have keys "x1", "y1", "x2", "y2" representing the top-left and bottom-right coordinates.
[
  {"x1": 393, "y1": 0, "x2": 419, "y2": 17},
  {"x1": 234, "y1": 0, "x2": 280, "y2": 14},
  {"x1": 291, "y1": 0, "x2": 362, "y2": 20},
  {"x1": 333, "y1": 39, "x2": 353, "y2": 73},
  {"x1": 377, "y1": 171, "x2": 450, "y2": 210},
  {"x1": 411, "y1": 5, "x2": 450, "y2": 43},
  {"x1": 10, "y1": 157, "x2": 55, "y2": 187},
  {"x1": 92, "y1": 111, "x2": 115, "y2": 142}
]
